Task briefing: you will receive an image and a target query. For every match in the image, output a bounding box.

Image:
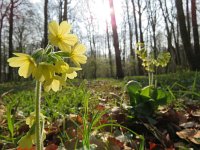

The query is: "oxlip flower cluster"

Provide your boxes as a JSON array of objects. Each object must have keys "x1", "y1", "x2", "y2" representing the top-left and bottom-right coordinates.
[{"x1": 7, "y1": 21, "x2": 87, "y2": 92}]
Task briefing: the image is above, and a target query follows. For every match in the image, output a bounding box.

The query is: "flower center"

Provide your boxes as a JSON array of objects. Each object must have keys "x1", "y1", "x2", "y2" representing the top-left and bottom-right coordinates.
[{"x1": 57, "y1": 34, "x2": 63, "y2": 41}]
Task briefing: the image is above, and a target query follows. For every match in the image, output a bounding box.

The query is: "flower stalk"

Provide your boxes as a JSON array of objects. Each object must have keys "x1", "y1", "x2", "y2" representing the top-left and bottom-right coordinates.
[{"x1": 35, "y1": 80, "x2": 42, "y2": 150}]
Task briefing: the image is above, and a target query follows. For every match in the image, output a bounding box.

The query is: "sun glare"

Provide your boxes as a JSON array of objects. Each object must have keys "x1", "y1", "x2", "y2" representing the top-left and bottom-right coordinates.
[
  {"x1": 90, "y1": 0, "x2": 123, "y2": 31},
  {"x1": 92, "y1": 1, "x2": 110, "y2": 22},
  {"x1": 30, "y1": 0, "x2": 41, "y2": 3}
]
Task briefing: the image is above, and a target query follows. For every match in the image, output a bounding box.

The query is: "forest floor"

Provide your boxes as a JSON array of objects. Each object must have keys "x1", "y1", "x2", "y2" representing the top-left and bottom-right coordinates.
[{"x1": 0, "y1": 72, "x2": 200, "y2": 149}]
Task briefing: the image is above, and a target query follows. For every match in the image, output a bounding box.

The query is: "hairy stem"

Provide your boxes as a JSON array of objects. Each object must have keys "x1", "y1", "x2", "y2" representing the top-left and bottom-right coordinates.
[{"x1": 35, "y1": 81, "x2": 42, "y2": 150}]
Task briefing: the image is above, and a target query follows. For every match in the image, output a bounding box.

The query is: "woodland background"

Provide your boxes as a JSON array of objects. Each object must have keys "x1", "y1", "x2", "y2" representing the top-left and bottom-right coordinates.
[{"x1": 0, "y1": 0, "x2": 200, "y2": 81}]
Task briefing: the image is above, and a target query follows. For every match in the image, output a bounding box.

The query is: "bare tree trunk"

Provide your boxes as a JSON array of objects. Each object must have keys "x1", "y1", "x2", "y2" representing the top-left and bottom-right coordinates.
[
  {"x1": 131, "y1": 0, "x2": 138, "y2": 43},
  {"x1": 92, "y1": 34, "x2": 97, "y2": 79},
  {"x1": 122, "y1": 22, "x2": 126, "y2": 71},
  {"x1": 86, "y1": 1, "x2": 97, "y2": 78},
  {"x1": 137, "y1": 0, "x2": 144, "y2": 43},
  {"x1": 44, "y1": 0, "x2": 48, "y2": 47},
  {"x1": 125, "y1": 0, "x2": 134, "y2": 75},
  {"x1": 186, "y1": 0, "x2": 191, "y2": 40},
  {"x1": 175, "y1": 0, "x2": 200, "y2": 70},
  {"x1": 3, "y1": 44, "x2": 6, "y2": 81},
  {"x1": 63, "y1": 0, "x2": 68, "y2": 21},
  {"x1": 172, "y1": 19, "x2": 182, "y2": 65},
  {"x1": 125, "y1": 0, "x2": 133, "y2": 57},
  {"x1": 147, "y1": 0, "x2": 157, "y2": 58},
  {"x1": 8, "y1": 0, "x2": 14, "y2": 81},
  {"x1": 152, "y1": 21, "x2": 157, "y2": 58},
  {"x1": 131, "y1": 0, "x2": 142, "y2": 75},
  {"x1": 58, "y1": 0, "x2": 63, "y2": 23},
  {"x1": 109, "y1": 0, "x2": 124, "y2": 78},
  {"x1": 191, "y1": 0, "x2": 200, "y2": 55},
  {"x1": 106, "y1": 20, "x2": 114, "y2": 77},
  {"x1": 136, "y1": 0, "x2": 144, "y2": 75},
  {"x1": 0, "y1": 22, "x2": 2, "y2": 82},
  {"x1": 159, "y1": 0, "x2": 179, "y2": 65},
  {"x1": 0, "y1": 1, "x2": 10, "y2": 82}
]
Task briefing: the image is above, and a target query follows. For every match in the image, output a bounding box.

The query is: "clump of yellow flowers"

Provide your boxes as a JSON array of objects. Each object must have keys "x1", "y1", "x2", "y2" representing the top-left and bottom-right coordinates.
[
  {"x1": 8, "y1": 21, "x2": 87, "y2": 92},
  {"x1": 7, "y1": 21, "x2": 87, "y2": 149}
]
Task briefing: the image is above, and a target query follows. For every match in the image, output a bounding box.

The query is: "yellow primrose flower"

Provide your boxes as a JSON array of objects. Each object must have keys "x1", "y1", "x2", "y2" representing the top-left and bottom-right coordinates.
[
  {"x1": 7, "y1": 53, "x2": 36, "y2": 78},
  {"x1": 48, "y1": 21, "x2": 78, "y2": 52},
  {"x1": 33, "y1": 62, "x2": 54, "y2": 82},
  {"x1": 62, "y1": 67, "x2": 82, "y2": 80},
  {"x1": 70, "y1": 44, "x2": 87, "y2": 66},
  {"x1": 54, "y1": 61, "x2": 69, "y2": 73},
  {"x1": 43, "y1": 75, "x2": 66, "y2": 92}
]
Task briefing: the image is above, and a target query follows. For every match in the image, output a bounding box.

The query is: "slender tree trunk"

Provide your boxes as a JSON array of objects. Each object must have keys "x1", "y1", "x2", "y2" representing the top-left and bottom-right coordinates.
[
  {"x1": 0, "y1": 22, "x2": 3, "y2": 82},
  {"x1": 108, "y1": 0, "x2": 124, "y2": 78},
  {"x1": 0, "y1": 0, "x2": 10, "y2": 82},
  {"x1": 137, "y1": 0, "x2": 144, "y2": 43},
  {"x1": 3, "y1": 44, "x2": 6, "y2": 81},
  {"x1": 106, "y1": 20, "x2": 114, "y2": 77},
  {"x1": 191, "y1": 0, "x2": 200, "y2": 55},
  {"x1": 159, "y1": 0, "x2": 179, "y2": 65},
  {"x1": 44, "y1": 0, "x2": 48, "y2": 47},
  {"x1": 58, "y1": 0, "x2": 63, "y2": 23},
  {"x1": 131, "y1": 0, "x2": 138, "y2": 43},
  {"x1": 92, "y1": 34, "x2": 97, "y2": 79},
  {"x1": 136, "y1": 0, "x2": 144, "y2": 75},
  {"x1": 152, "y1": 22, "x2": 157, "y2": 58},
  {"x1": 172, "y1": 19, "x2": 182, "y2": 65},
  {"x1": 125, "y1": 0, "x2": 134, "y2": 75},
  {"x1": 125, "y1": 0, "x2": 133, "y2": 56},
  {"x1": 175, "y1": 0, "x2": 200, "y2": 70},
  {"x1": 63, "y1": 0, "x2": 68, "y2": 21},
  {"x1": 131, "y1": 0, "x2": 143, "y2": 75},
  {"x1": 8, "y1": 0, "x2": 14, "y2": 81},
  {"x1": 122, "y1": 20, "x2": 126, "y2": 71},
  {"x1": 186, "y1": 0, "x2": 191, "y2": 40}
]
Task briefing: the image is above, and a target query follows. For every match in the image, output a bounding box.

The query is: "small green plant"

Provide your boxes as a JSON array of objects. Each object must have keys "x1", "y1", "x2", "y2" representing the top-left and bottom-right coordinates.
[
  {"x1": 126, "y1": 81, "x2": 171, "y2": 116},
  {"x1": 126, "y1": 43, "x2": 171, "y2": 116}
]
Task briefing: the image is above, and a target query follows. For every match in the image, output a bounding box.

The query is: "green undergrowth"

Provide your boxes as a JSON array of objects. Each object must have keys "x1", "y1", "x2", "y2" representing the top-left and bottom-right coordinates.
[
  {"x1": 125, "y1": 71, "x2": 200, "y2": 88},
  {"x1": 0, "y1": 71, "x2": 200, "y2": 149}
]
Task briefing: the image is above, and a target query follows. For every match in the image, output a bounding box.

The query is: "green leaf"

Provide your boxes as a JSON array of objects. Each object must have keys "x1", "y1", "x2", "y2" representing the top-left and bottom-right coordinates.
[
  {"x1": 6, "y1": 105, "x2": 14, "y2": 138},
  {"x1": 126, "y1": 80, "x2": 142, "y2": 106},
  {"x1": 140, "y1": 86, "x2": 153, "y2": 98},
  {"x1": 54, "y1": 51, "x2": 70, "y2": 57},
  {"x1": 135, "y1": 101, "x2": 154, "y2": 116},
  {"x1": 126, "y1": 80, "x2": 142, "y2": 94},
  {"x1": 18, "y1": 134, "x2": 33, "y2": 149},
  {"x1": 32, "y1": 48, "x2": 44, "y2": 60}
]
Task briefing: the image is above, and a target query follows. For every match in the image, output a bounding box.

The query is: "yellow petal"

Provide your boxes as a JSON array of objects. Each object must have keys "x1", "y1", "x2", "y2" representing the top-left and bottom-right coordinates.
[
  {"x1": 59, "y1": 21, "x2": 71, "y2": 34},
  {"x1": 55, "y1": 61, "x2": 69, "y2": 73},
  {"x1": 74, "y1": 44, "x2": 86, "y2": 54},
  {"x1": 44, "y1": 79, "x2": 52, "y2": 92},
  {"x1": 18, "y1": 62, "x2": 32, "y2": 78},
  {"x1": 48, "y1": 34, "x2": 59, "y2": 46},
  {"x1": 52, "y1": 79, "x2": 60, "y2": 92},
  {"x1": 66, "y1": 71, "x2": 77, "y2": 79},
  {"x1": 48, "y1": 21, "x2": 59, "y2": 36},
  {"x1": 72, "y1": 55, "x2": 87, "y2": 66},
  {"x1": 13, "y1": 53, "x2": 30, "y2": 57},
  {"x1": 58, "y1": 42, "x2": 72, "y2": 52},
  {"x1": 62, "y1": 34, "x2": 78, "y2": 46},
  {"x1": 70, "y1": 67, "x2": 82, "y2": 71},
  {"x1": 7, "y1": 57, "x2": 28, "y2": 67}
]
